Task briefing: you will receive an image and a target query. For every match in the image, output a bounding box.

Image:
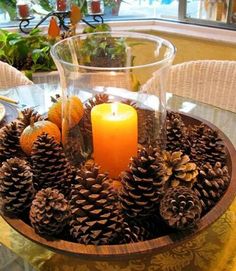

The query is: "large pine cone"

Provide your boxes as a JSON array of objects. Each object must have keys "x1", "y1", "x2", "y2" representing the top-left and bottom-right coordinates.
[
  {"x1": 119, "y1": 146, "x2": 167, "y2": 218},
  {"x1": 31, "y1": 133, "x2": 73, "y2": 195},
  {"x1": 162, "y1": 150, "x2": 198, "y2": 188},
  {"x1": 189, "y1": 124, "x2": 226, "y2": 166},
  {"x1": 193, "y1": 162, "x2": 230, "y2": 213},
  {"x1": 166, "y1": 111, "x2": 189, "y2": 153},
  {"x1": 0, "y1": 157, "x2": 34, "y2": 215},
  {"x1": 18, "y1": 108, "x2": 43, "y2": 129},
  {"x1": 160, "y1": 186, "x2": 202, "y2": 230},
  {"x1": 70, "y1": 164, "x2": 123, "y2": 245},
  {"x1": 30, "y1": 188, "x2": 71, "y2": 236},
  {"x1": 0, "y1": 121, "x2": 24, "y2": 163}
]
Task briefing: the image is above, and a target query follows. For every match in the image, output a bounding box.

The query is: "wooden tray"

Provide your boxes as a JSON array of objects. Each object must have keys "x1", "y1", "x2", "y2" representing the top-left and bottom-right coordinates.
[{"x1": 1, "y1": 113, "x2": 236, "y2": 259}]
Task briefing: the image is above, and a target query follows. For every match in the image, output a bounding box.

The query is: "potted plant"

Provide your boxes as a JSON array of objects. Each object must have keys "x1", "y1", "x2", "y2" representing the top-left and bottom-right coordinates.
[
  {"x1": 80, "y1": 24, "x2": 127, "y2": 67},
  {"x1": 0, "y1": 28, "x2": 56, "y2": 79}
]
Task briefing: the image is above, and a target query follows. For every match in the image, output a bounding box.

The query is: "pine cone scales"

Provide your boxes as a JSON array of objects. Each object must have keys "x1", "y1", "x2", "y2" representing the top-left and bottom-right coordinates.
[
  {"x1": 0, "y1": 121, "x2": 23, "y2": 163},
  {"x1": 31, "y1": 133, "x2": 73, "y2": 194},
  {"x1": 0, "y1": 158, "x2": 34, "y2": 215},
  {"x1": 118, "y1": 222, "x2": 146, "y2": 244},
  {"x1": 70, "y1": 164, "x2": 123, "y2": 245},
  {"x1": 160, "y1": 186, "x2": 202, "y2": 230},
  {"x1": 166, "y1": 112, "x2": 188, "y2": 152},
  {"x1": 19, "y1": 108, "x2": 43, "y2": 129},
  {"x1": 189, "y1": 124, "x2": 226, "y2": 166},
  {"x1": 136, "y1": 108, "x2": 155, "y2": 146},
  {"x1": 119, "y1": 146, "x2": 167, "y2": 218},
  {"x1": 193, "y1": 162, "x2": 230, "y2": 213},
  {"x1": 30, "y1": 188, "x2": 70, "y2": 236},
  {"x1": 162, "y1": 151, "x2": 198, "y2": 188}
]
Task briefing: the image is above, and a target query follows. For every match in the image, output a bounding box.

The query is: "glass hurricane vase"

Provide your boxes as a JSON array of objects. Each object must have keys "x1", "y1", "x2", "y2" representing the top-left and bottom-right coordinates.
[{"x1": 51, "y1": 31, "x2": 175, "y2": 179}]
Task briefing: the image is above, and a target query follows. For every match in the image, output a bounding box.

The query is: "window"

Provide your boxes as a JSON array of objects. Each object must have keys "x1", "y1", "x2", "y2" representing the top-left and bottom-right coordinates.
[{"x1": 0, "y1": 0, "x2": 235, "y2": 29}]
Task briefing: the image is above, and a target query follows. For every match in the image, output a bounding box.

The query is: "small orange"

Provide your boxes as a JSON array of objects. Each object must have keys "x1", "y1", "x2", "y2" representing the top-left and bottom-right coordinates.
[
  {"x1": 20, "y1": 120, "x2": 61, "y2": 155},
  {"x1": 48, "y1": 96, "x2": 84, "y2": 129}
]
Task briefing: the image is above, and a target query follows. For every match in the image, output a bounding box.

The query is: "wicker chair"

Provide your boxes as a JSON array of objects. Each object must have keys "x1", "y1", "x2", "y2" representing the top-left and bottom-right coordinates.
[
  {"x1": 166, "y1": 60, "x2": 236, "y2": 113},
  {"x1": 0, "y1": 61, "x2": 33, "y2": 89}
]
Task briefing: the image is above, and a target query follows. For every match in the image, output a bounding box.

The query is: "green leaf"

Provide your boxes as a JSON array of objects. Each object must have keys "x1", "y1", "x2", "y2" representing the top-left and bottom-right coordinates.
[
  {"x1": 32, "y1": 49, "x2": 42, "y2": 64},
  {"x1": 0, "y1": 49, "x2": 5, "y2": 57},
  {"x1": 24, "y1": 70, "x2": 33, "y2": 80}
]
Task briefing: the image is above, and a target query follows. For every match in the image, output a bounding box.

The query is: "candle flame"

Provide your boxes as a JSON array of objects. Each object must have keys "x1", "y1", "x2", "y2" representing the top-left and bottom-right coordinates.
[{"x1": 111, "y1": 102, "x2": 118, "y2": 117}]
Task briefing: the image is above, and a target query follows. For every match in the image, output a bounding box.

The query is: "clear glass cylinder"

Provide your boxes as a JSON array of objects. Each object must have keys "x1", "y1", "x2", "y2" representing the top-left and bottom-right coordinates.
[{"x1": 51, "y1": 31, "x2": 175, "y2": 178}]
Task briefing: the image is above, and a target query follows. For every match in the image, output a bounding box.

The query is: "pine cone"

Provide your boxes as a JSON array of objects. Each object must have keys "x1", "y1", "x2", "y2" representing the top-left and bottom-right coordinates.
[
  {"x1": 30, "y1": 188, "x2": 71, "y2": 236},
  {"x1": 166, "y1": 111, "x2": 189, "y2": 153},
  {"x1": 160, "y1": 186, "x2": 202, "y2": 230},
  {"x1": 0, "y1": 157, "x2": 34, "y2": 215},
  {"x1": 31, "y1": 133, "x2": 73, "y2": 195},
  {"x1": 116, "y1": 221, "x2": 146, "y2": 244},
  {"x1": 123, "y1": 100, "x2": 156, "y2": 146},
  {"x1": 0, "y1": 121, "x2": 24, "y2": 163},
  {"x1": 193, "y1": 162, "x2": 230, "y2": 213},
  {"x1": 137, "y1": 108, "x2": 156, "y2": 147},
  {"x1": 162, "y1": 150, "x2": 198, "y2": 188},
  {"x1": 189, "y1": 124, "x2": 226, "y2": 167},
  {"x1": 69, "y1": 164, "x2": 123, "y2": 245},
  {"x1": 63, "y1": 125, "x2": 87, "y2": 165},
  {"x1": 119, "y1": 146, "x2": 167, "y2": 218},
  {"x1": 19, "y1": 108, "x2": 43, "y2": 129}
]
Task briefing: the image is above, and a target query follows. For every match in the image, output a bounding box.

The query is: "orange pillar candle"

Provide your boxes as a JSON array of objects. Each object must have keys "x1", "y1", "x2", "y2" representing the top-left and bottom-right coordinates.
[{"x1": 91, "y1": 102, "x2": 138, "y2": 178}]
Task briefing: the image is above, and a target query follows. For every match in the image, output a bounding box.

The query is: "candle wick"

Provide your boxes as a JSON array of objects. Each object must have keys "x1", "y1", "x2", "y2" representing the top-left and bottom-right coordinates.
[{"x1": 112, "y1": 111, "x2": 115, "y2": 116}]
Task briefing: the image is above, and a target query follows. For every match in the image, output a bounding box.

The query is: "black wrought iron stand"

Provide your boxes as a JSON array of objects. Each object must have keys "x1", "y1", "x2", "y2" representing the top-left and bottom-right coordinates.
[{"x1": 18, "y1": 11, "x2": 104, "y2": 34}]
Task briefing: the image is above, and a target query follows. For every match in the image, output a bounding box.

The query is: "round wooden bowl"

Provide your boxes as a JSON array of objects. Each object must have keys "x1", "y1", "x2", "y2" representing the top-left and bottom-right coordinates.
[{"x1": 1, "y1": 113, "x2": 236, "y2": 259}]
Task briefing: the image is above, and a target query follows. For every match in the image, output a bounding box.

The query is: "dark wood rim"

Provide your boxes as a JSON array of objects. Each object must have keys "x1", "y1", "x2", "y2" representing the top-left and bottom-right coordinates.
[{"x1": 1, "y1": 113, "x2": 236, "y2": 259}]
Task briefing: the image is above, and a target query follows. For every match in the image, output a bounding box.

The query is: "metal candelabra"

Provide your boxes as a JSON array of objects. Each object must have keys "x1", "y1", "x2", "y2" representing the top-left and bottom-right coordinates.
[{"x1": 18, "y1": 11, "x2": 104, "y2": 34}]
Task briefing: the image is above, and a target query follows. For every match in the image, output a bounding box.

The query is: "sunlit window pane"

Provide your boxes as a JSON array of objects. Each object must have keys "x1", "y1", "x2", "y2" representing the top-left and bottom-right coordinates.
[{"x1": 186, "y1": 0, "x2": 229, "y2": 22}]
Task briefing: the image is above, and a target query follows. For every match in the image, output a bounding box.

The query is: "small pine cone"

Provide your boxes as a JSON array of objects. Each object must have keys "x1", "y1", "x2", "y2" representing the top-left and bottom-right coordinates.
[
  {"x1": 31, "y1": 133, "x2": 73, "y2": 195},
  {"x1": 160, "y1": 186, "x2": 202, "y2": 230},
  {"x1": 189, "y1": 124, "x2": 226, "y2": 167},
  {"x1": 70, "y1": 164, "x2": 123, "y2": 245},
  {"x1": 0, "y1": 121, "x2": 24, "y2": 163},
  {"x1": 193, "y1": 162, "x2": 230, "y2": 213},
  {"x1": 30, "y1": 188, "x2": 71, "y2": 236},
  {"x1": 63, "y1": 125, "x2": 88, "y2": 165},
  {"x1": 137, "y1": 108, "x2": 156, "y2": 147},
  {"x1": 119, "y1": 146, "x2": 167, "y2": 218},
  {"x1": 19, "y1": 108, "x2": 43, "y2": 129},
  {"x1": 121, "y1": 100, "x2": 156, "y2": 146},
  {"x1": 0, "y1": 157, "x2": 34, "y2": 215},
  {"x1": 166, "y1": 111, "x2": 189, "y2": 153},
  {"x1": 162, "y1": 150, "x2": 198, "y2": 188}
]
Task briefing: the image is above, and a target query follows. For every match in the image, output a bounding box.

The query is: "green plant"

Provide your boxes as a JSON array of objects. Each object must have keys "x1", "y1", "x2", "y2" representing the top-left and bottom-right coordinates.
[
  {"x1": 79, "y1": 24, "x2": 127, "y2": 67},
  {"x1": 0, "y1": 28, "x2": 56, "y2": 73}
]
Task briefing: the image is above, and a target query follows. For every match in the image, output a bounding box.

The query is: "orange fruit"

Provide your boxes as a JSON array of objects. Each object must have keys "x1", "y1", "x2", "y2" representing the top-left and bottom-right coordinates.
[
  {"x1": 48, "y1": 96, "x2": 84, "y2": 129},
  {"x1": 20, "y1": 120, "x2": 61, "y2": 155}
]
